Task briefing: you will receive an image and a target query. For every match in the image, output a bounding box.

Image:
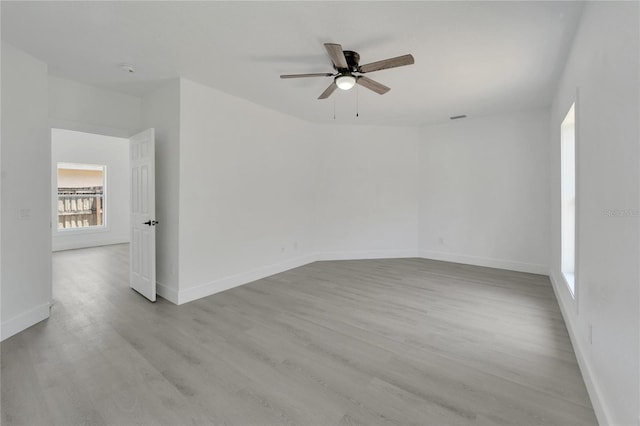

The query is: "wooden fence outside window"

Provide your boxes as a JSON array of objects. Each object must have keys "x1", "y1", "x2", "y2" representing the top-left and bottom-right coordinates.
[{"x1": 58, "y1": 186, "x2": 104, "y2": 229}]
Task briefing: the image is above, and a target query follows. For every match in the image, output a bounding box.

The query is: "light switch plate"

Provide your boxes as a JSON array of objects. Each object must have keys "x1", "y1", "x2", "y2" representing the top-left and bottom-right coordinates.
[{"x1": 18, "y1": 208, "x2": 31, "y2": 220}]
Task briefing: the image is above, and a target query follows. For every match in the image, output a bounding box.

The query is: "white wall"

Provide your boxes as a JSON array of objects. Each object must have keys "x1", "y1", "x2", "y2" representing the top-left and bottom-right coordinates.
[
  {"x1": 51, "y1": 129, "x2": 130, "y2": 251},
  {"x1": 317, "y1": 125, "x2": 420, "y2": 259},
  {"x1": 2, "y1": 10, "x2": 635, "y2": 418},
  {"x1": 142, "y1": 80, "x2": 181, "y2": 303},
  {"x1": 49, "y1": 75, "x2": 142, "y2": 138},
  {"x1": 144, "y1": 77, "x2": 552, "y2": 305},
  {"x1": 549, "y1": 2, "x2": 639, "y2": 425},
  {"x1": 1, "y1": 42, "x2": 52, "y2": 341},
  {"x1": 152, "y1": 79, "x2": 424, "y2": 304},
  {"x1": 418, "y1": 109, "x2": 550, "y2": 274},
  {"x1": 177, "y1": 78, "x2": 320, "y2": 303}
]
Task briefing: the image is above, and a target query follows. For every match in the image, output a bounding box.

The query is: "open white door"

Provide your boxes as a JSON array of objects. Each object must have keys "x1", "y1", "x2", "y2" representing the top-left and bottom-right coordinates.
[{"x1": 129, "y1": 128, "x2": 157, "y2": 301}]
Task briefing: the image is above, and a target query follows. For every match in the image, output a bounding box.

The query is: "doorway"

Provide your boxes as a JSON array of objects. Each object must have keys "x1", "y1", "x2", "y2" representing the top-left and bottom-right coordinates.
[{"x1": 51, "y1": 128, "x2": 130, "y2": 252}]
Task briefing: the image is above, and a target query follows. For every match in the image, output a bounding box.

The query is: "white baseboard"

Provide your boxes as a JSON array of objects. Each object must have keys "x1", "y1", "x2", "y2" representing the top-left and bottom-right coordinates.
[
  {"x1": 316, "y1": 249, "x2": 420, "y2": 261},
  {"x1": 178, "y1": 254, "x2": 317, "y2": 305},
  {"x1": 1, "y1": 302, "x2": 50, "y2": 342},
  {"x1": 549, "y1": 272, "x2": 612, "y2": 426},
  {"x1": 419, "y1": 250, "x2": 548, "y2": 275},
  {"x1": 173, "y1": 249, "x2": 546, "y2": 305},
  {"x1": 156, "y1": 281, "x2": 179, "y2": 305},
  {"x1": 52, "y1": 236, "x2": 129, "y2": 252}
]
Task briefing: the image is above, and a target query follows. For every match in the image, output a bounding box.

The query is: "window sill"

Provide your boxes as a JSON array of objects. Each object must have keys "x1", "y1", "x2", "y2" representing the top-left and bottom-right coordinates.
[
  {"x1": 55, "y1": 226, "x2": 109, "y2": 235},
  {"x1": 562, "y1": 272, "x2": 575, "y2": 298}
]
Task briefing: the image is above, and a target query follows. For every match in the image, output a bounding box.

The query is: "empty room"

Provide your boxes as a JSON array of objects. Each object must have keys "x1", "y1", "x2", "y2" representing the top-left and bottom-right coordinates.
[{"x1": 1, "y1": 1, "x2": 638, "y2": 425}]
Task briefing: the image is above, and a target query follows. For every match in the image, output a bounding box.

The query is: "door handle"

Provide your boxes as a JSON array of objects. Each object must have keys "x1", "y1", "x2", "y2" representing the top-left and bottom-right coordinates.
[{"x1": 143, "y1": 220, "x2": 159, "y2": 226}]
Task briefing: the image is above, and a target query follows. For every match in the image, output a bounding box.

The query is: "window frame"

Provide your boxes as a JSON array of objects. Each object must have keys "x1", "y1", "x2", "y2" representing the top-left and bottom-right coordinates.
[
  {"x1": 560, "y1": 102, "x2": 576, "y2": 298},
  {"x1": 56, "y1": 162, "x2": 108, "y2": 233}
]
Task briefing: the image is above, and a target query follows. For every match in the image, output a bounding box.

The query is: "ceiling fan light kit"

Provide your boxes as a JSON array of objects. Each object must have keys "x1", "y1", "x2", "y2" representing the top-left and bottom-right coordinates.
[
  {"x1": 281, "y1": 43, "x2": 414, "y2": 100},
  {"x1": 336, "y1": 74, "x2": 356, "y2": 90}
]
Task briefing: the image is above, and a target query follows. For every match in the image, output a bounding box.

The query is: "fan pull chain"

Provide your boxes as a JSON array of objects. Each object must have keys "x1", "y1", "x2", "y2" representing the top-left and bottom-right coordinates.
[
  {"x1": 356, "y1": 84, "x2": 359, "y2": 118},
  {"x1": 333, "y1": 97, "x2": 336, "y2": 120}
]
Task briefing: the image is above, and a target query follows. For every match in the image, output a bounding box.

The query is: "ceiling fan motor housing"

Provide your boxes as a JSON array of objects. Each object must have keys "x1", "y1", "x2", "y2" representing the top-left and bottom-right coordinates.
[{"x1": 340, "y1": 50, "x2": 360, "y2": 72}]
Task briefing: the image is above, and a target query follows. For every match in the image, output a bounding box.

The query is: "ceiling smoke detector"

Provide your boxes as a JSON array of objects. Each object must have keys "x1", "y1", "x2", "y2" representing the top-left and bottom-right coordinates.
[{"x1": 119, "y1": 63, "x2": 135, "y2": 73}]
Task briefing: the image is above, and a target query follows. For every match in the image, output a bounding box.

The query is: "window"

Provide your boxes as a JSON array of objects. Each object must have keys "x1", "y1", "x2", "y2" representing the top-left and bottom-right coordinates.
[
  {"x1": 57, "y1": 163, "x2": 106, "y2": 230},
  {"x1": 560, "y1": 103, "x2": 576, "y2": 295}
]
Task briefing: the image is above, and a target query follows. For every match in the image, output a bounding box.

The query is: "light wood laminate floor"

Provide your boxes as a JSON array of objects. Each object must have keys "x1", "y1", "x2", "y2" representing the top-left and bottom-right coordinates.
[{"x1": 2, "y1": 244, "x2": 596, "y2": 425}]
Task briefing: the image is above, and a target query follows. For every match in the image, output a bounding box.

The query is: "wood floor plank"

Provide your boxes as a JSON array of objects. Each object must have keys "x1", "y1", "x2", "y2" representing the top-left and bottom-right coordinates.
[{"x1": 1, "y1": 244, "x2": 597, "y2": 425}]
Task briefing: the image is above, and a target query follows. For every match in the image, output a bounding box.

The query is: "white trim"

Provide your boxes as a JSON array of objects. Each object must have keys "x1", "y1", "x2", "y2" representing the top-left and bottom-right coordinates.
[
  {"x1": 419, "y1": 250, "x2": 548, "y2": 275},
  {"x1": 174, "y1": 249, "x2": 544, "y2": 305},
  {"x1": 1, "y1": 302, "x2": 50, "y2": 342},
  {"x1": 52, "y1": 236, "x2": 129, "y2": 252},
  {"x1": 316, "y1": 249, "x2": 420, "y2": 261},
  {"x1": 561, "y1": 271, "x2": 575, "y2": 298},
  {"x1": 177, "y1": 250, "x2": 420, "y2": 304},
  {"x1": 177, "y1": 254, "x2": 316, "y2": 305},
  {"x1": 156, "y1": 281, "x2": 179, "y2": 305},
  {"x1": 56, "y1": 224, "x2": 110, "y2": 235},
  {"x1": 55, "y1": 161, "x2": 109, "y2": 235},
  {"x1": 549, "y1": 271, "x2": 611, "y2": 426}
]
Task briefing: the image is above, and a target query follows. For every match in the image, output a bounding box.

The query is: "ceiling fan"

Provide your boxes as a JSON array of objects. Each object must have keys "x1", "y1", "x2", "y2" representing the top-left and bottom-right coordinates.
[{"x1": 280, "y1": 43, "x2": 415, "y2": 99}]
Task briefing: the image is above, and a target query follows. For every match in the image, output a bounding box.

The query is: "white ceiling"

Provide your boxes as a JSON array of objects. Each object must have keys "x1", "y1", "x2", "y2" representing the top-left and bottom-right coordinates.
[{"x1": 1, "y1": 1, "x2": 584, "y2": 126}]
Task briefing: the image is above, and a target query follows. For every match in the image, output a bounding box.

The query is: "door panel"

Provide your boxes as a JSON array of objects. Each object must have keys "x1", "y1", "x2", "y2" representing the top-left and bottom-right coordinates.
[{"x1": 129, "y1": 128, "x2": 156, "y2": 301}]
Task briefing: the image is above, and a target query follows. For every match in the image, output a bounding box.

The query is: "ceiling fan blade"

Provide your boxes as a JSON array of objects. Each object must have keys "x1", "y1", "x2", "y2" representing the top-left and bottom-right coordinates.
[
  {"x1": 358, "y1": 54, "x2": 415, "y2": 73},
  {"x1": 280, "y1": 73, "x2": 334, "y2": 79},
  {"x1": 356, "y1": 76, "x2": 390, "y2": 95},
  {"x1": 318, "y1": 81, "x2": 338, "y2": 99},
  {"x1": 324, "y1": 43, "x2": 348, "y2": 69}
]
